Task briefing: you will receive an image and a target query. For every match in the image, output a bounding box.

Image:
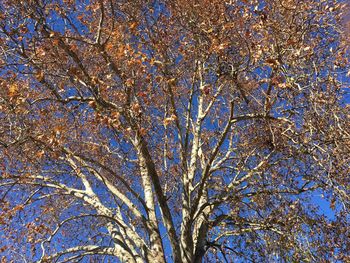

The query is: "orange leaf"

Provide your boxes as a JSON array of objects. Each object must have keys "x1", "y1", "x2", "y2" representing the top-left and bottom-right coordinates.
[
  {"x1": 129, "y1": 22, "x2": 138, "y2": 30},
  {"x1": 139, "y1": 127, "x2": 147, "y2": 136},
  {"x1": 8, "y1": 83, "x2": 18, "y2": 96},
  {"x1": 36, "y1": 150, "x2": 45, "y2": 159}
]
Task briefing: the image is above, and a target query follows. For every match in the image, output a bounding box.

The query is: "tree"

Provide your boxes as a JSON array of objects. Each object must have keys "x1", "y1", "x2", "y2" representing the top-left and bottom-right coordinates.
[{"x1": 0, "y1": 0, "x2": 349, "y2": 262}]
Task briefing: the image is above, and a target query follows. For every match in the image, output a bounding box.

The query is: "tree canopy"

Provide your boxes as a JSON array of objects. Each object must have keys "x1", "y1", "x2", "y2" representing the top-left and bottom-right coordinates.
[{"x1": 0, "y1": 0, "x2": 349, "y2": 262}]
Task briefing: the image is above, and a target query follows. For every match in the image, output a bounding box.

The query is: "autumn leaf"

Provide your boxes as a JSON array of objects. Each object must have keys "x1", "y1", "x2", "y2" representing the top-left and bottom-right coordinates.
[
  {"x1": 167, "y1": 78, "x2": 176, "y2": 85},
  {"x1": 163, "y1": 117, "x2": 173, "y2": 126},
  {"x1": 111, "y1": 111, "x2": 120, "y2": 120},
  {"x1": 330, "y1": 197, "x2": 336, "y2": 210},
  {"x1": 139, "y1": 127, "x2": 147, "y2": 136},
  {"x1": 129, "y1": 22, "x2": 138, "y2": 30},
  {"x1": 8, "y1": 83, "x2": 18, "y2": 97},
  {"x1": 163, "y1": 114, "x2": 177, "y2": 126},
  {"x1": 36, "y1": 150, "x2": 45, "y2": 159},
  {"x1": 52, "y1": 38, "x2": 60, "y2": 45},
  {"x1": 125, "y1": 78, "x2": 134, "y2": 87},
  {"x1": 200, "y1": 84, "x2": 211, "y2": 95},
  {"x1": 131, "y1": 103, "x2": 141, "y2": 114},
  {"x1": 91, "y1": 76, "x2": 99, "y2": 85},
  {"x1": 35, "y1": 71, "x2": 45, "y2": 82},
  {"x1": 265, "y1": 58, "x2": 280, "y2": 67},
  {"x1": 88, "y1": 100, "x2": 97, "y2": 108}
]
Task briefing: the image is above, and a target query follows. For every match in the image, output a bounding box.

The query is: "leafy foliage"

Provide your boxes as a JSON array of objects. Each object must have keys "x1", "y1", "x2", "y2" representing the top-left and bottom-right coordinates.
[{"x1": 0, "y1": 0, "x2": 349, "y2": 262}]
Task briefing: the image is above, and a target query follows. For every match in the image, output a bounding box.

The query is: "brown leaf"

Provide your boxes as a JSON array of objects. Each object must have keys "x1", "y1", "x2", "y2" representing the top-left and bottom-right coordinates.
[
  {"x1": 330, "y1": 197, "x2": 336, "y2": 210},
  {"x1": 139, "y1": 127, "x2": 147, "y2": 136},
  {"x1": 265, "y1": 58, "x2": 280, "y2": 67},
  {"x1": 167, "y1": 78, "x2": 177, "y2": 85},
  {"x1": 125, "y1": 78, "x2": 134, "y2": 87},
  {"x1": 131, "y1": 103, "x2": 141, "y2": 113},
  {"x1": 35, "y1": 71, "x2": 45, "y2": 82}
]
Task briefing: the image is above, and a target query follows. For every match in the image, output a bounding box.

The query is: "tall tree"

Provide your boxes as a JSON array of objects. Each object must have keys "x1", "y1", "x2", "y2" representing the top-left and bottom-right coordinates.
[{"x1": 0, "y1": 0, "x2": 349, "y2": 262}]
